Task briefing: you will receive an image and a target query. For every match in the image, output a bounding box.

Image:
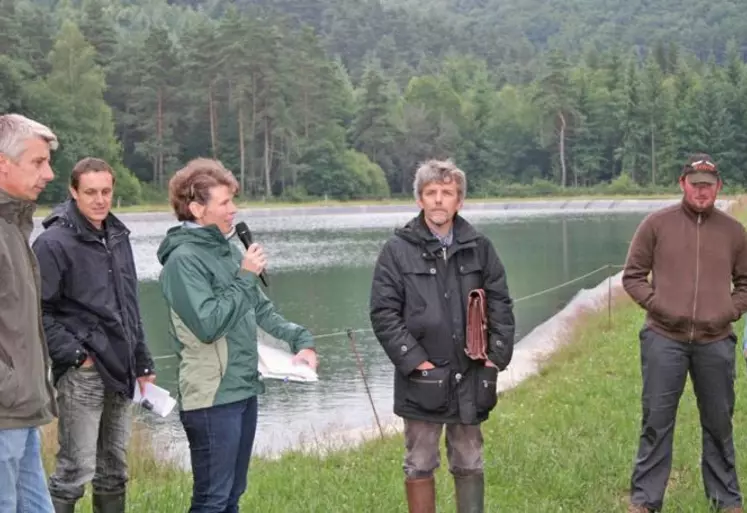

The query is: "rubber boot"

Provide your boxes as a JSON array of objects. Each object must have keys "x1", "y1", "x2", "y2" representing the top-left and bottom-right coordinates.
[
  {"x1": 52, "y1": 498, "x2": 76, "y2": 513},
  {"x1": 454, "y1": 473, "x2": 484, "y2": 513},
  {"x1": 405, "y1": 476, "x2": 436, "y2": 513},
  {"x1": 92, "y1": 492, "x2": 125, "y2": 513}
]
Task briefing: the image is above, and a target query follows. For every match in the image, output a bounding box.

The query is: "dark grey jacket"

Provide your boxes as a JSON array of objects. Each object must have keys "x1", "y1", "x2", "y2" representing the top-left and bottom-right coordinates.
[
  {"x1": 32, "y1": 200, "x2": 154, "y2": 398},
  {"x1": 0, "y1": 188, "x2": 56, "y2": 429},
  {"x1": 370, "y1": 212, "x2": 515, "y2": 424}
]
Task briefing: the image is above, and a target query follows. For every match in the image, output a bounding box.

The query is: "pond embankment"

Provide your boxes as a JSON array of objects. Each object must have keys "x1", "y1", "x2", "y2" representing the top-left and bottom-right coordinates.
[{"x1": 39, "y1": 197, "x2": 747, "y2": 512}]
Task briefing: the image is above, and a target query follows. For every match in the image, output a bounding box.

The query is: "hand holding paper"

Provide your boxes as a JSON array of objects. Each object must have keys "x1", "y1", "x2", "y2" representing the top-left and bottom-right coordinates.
[{"x1": 133, "y1": 382, "x2": 176, "y2": 417}]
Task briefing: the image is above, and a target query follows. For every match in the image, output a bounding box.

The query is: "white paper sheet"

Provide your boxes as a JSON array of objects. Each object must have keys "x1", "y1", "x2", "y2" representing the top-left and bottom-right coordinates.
[
  {"x1": 132, "y1": 382, "x2": 177, "y2": 417},
  {"x1": 257, "y1": 344, "x2": 318, "y2": 383}
]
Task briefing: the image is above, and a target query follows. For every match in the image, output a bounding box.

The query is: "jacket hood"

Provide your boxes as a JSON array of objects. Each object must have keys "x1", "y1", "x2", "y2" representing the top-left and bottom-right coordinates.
[
  {"x1": 157, "y1": 223, "x2": 232, "y2": 265},
  {"x1": 0, "y1": 187, "x2": 35, "y2": 227},
  {"x1": 395, "y1": 211, "x2": 479, "y2": 249},
  {"x1": 41, "y1": 199, "x2": 128, "y2": 239}
]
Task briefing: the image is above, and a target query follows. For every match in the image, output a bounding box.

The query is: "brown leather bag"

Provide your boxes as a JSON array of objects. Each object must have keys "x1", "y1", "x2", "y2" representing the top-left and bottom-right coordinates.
[{"x1": 465, "y1": 288, "x2": 488, "y2": 361}]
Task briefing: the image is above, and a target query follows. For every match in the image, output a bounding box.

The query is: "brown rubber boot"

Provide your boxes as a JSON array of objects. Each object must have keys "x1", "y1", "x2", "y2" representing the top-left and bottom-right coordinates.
[
  {"x1": 92, "y1": 492, "x2": 125, "y2": 513},
  {"x1": 454, "y1": 473, "x2": 484, "y2": 513},
  {"x1": 405, "y1": 476, "x2": 436, "y2": 513}
]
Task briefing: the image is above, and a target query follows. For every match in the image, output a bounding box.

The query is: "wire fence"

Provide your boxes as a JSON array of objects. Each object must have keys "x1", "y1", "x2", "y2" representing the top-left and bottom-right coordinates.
[
  {"x1": 137, "y1": 262, "x2": 631, "y2": 467},
  {"x1": 152, "y1": 262, "x2": 626, "y2": 363}
]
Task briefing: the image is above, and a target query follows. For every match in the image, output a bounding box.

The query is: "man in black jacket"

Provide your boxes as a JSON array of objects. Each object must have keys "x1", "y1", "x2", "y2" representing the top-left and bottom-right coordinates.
[
  {"x1": 370, "y1": 159, "x2": 515, "y2": 513},
  {"x1": 32, "y1": 157, "x2": 155, "y2": 513}
]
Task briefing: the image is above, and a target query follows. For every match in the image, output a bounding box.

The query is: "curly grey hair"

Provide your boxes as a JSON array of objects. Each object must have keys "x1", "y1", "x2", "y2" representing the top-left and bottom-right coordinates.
[{"x1": 412, "y1": 159, "x2": 467, "y2": 200}]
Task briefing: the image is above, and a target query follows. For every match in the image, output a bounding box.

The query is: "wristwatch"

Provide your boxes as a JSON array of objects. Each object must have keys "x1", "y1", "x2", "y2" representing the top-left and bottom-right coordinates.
[{"x1": 73, "y1": 349, "x2": 88, "y2": 368}]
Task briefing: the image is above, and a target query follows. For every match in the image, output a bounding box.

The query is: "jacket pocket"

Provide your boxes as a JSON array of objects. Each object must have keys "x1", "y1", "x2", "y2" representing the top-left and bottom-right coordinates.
[
  {"x1": 475, "y1": 365, "x2": 499, "y2": 412},
  {"x1": 459, "y1": 259, "x2": 484, "y2": 292},
  {"x1": 647, "y1": 295, "x2": 688, "y2": 331},
  {"x1": 0, "y1": 368, "x2": 19, "y2": 409},
  {"x1": 405, "y1": 365, "x2": 451, "y2": 413},
  {"x1": 693, "y1": 294, "x2": 739, "y2": 337},
  {"x1": 0, "y1": 344, "x2": 14, "y2": 369}
]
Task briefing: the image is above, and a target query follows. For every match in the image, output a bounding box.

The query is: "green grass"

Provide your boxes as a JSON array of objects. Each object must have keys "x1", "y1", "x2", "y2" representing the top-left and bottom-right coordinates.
[
  {"x1": 37, "y1": 197, "x2": 747, "y2": 512},
  {"x1": 236, "y1": 302, "x2": 745, "y2": 513},
  {"x1": 42, "y1": 300, "x2": 743, "y2": 512}
]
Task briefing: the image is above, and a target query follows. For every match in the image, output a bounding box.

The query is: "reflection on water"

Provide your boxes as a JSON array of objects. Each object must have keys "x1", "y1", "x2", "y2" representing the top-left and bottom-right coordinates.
[{"x1": 32, "y1": 206, "x2": 648, "y2": 461}]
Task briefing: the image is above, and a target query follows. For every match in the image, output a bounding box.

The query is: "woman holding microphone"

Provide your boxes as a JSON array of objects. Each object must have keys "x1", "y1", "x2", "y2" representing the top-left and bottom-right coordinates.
[{"x1": 156, "y1": 158, "x2": 317, "y2": 513}]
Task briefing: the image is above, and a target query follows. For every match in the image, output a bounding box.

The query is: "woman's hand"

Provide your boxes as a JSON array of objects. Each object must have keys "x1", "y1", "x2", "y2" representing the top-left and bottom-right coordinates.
[
  {"x1": 241, "y1": 243, "x2": 267, "y2": 276},
  {"x1": 292, "y1": 348, "x2": 318, "y2": 370}
]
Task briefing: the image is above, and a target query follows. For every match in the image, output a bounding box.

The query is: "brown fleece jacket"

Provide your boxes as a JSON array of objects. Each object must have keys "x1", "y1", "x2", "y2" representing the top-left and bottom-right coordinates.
[{"x1": 623, "y1": 201, "x2": 747, "y2": 343}]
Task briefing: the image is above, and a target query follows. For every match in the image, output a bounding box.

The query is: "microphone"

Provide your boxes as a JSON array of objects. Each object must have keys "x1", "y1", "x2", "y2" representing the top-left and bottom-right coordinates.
[{"x1": 235, "y1": 222, "x2": 269, "y2": 288}]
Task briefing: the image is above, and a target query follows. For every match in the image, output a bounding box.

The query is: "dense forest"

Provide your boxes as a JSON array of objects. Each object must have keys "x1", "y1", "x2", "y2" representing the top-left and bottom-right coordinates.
[{"x1": 3, "y1": 0, "x2": 747, "y2": 204}]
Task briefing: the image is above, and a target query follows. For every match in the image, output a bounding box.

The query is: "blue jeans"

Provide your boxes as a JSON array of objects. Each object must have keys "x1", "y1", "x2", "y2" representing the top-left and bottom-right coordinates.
[
  {"x1": 0, "y1": 427, "x2": 55, "y2": 513},
  {"x1": 180, "y1": 397, "x2": 258, "y2": 513}
]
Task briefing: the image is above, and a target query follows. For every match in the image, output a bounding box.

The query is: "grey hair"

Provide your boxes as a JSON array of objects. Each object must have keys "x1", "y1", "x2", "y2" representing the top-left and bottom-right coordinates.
[
  {"x1": 413, "y1": 159, "x2": 467, "y2": 200},
  {"x1": 0, "y1": 114, "x2": 59, "y2": 160}
]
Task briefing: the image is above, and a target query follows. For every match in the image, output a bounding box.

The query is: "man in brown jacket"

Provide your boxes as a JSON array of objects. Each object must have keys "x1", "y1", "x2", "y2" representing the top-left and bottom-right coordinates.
[
  {"x1": 0, "y1": 113, "x2": 58, "y2": 513},
  {"x1": 623, "y1": 154, "x2": 747, "y2": 513}
]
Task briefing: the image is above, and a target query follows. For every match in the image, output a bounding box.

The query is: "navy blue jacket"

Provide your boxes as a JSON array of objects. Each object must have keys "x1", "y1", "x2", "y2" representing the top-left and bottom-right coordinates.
[{"x1": 32, "y1": 200, "x2": 153, "y2": 397}]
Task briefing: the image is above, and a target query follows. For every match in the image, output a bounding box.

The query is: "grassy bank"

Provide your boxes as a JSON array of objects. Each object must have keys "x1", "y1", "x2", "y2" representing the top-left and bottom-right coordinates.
[
  {"x1": 40, "y1": 300, "x2": 747, "y2": 512},
  {"x1": 38, "y1": 200, "x2": 747, "y2": 512},
  {"x1": 241, "y1": 303, "x2": 747, "y2": 513}
]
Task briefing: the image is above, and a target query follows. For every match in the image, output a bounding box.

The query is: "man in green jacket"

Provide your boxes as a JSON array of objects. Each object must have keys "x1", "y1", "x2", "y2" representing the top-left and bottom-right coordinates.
[
  {"x1": 0, "y1": 113, "x2": 58, "y2": 513},
  {"x1": 623, "y1": 154, "x2": 747, "y2": 513}
]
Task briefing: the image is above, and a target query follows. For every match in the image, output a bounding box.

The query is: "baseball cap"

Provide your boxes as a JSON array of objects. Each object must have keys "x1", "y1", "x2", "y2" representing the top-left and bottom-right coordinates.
[{"x1": 682, "y1": 153, "x2": 719, "y2": 185}]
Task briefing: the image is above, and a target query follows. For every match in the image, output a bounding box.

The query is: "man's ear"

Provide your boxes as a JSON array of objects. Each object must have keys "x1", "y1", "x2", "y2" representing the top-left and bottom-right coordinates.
[{"x1": 0, "y1": 153, "x2": 9, "y2": 177}]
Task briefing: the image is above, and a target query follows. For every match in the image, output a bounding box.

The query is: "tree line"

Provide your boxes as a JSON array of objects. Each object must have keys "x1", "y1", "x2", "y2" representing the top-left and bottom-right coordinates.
[{"x1": 2, "y1": 0, "x2": 746, "y2": 205}]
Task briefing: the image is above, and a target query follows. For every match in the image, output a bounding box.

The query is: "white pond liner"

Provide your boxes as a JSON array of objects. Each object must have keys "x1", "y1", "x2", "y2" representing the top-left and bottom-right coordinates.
[
  {"x1": 297, "y1": 269, "x2": 626, "y2": 457},
  {"x1": 495, "y1": 270, "x2": 623, "y2": 393}
]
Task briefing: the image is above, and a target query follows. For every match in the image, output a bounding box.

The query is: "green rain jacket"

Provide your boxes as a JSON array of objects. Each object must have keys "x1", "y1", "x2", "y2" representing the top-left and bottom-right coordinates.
[{"x1": 157, "y1": 224, "x2": 314, "y2": 411}]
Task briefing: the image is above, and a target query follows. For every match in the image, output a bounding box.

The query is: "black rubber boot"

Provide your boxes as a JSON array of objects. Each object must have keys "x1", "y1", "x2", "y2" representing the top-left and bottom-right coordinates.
[
  {"x1": 52, "y1": 498, "x2": 77, "y2": 513},
  {"x1": 454, "y1": 473, "x2": 484, "y2": 513},
  {"x1": 92, "y1": 492, "x2": 125, "y2": 513}
]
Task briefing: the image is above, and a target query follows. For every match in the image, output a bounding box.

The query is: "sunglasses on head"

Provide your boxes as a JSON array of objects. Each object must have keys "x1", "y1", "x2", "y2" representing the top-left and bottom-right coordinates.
[{"x1": 689, "y1": 160, "x2": 716, "y2": 172}]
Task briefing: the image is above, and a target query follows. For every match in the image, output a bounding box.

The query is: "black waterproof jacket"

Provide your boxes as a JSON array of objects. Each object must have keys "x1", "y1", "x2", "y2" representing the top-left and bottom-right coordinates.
[
  {"x1": 32, "y1": 200, "x2": 154, "y2": 397},
  {"x1": 370, "y1": 212, "x2": 515, "y2": 424}
]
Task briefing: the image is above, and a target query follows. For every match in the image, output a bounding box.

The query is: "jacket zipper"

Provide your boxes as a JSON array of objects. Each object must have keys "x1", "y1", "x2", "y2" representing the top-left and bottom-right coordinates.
[
  {"x1": 689, "y1": 214, "x2": 702, "y2": 342},
  {"x1": 98, "y1": 237, "x2": 124, "y2": 317},
  {"x1": 214, "y1": 344, "x2": 225, "y2": 377},
  {"x1": 481, "y1": 378, "x2": 497, "y2": 388},
  {"x1": 411, "y1": 378, "x2": 444, "y2": 386}
]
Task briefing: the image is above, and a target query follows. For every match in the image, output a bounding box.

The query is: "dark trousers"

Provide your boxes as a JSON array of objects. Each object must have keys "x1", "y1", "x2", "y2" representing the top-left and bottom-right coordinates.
[
  {"x1": 630, "y1": 327, "x2": 742, "y2": 511},
  {"x1": 180, "y1": 397, "x2": 258, "y2": 513}
]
